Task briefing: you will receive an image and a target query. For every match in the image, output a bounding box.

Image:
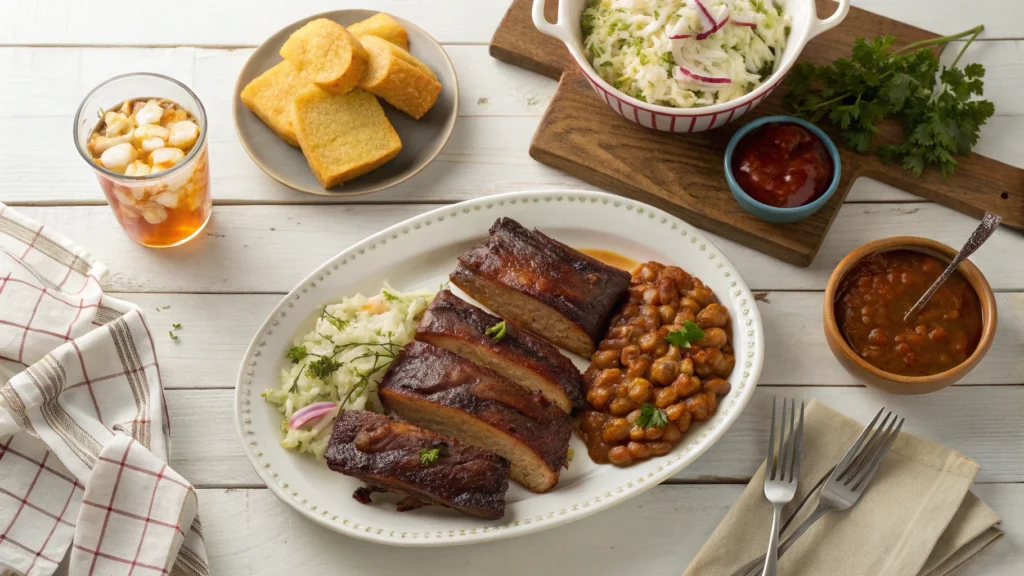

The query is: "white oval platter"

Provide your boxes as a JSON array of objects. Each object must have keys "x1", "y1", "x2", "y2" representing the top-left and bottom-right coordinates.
[{"x1": 234, "y1": 189, "x2": 765, "y2": 547}]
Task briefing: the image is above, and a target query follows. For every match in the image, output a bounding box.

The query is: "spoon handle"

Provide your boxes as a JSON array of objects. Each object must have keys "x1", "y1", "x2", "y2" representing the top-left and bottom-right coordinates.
[{"x1": 903, "y1": 212, "x2": 1002, "y2": 323}]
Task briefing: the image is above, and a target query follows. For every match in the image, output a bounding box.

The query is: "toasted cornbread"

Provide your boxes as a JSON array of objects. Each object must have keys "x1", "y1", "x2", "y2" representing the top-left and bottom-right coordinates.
[
  {"x1": 293, "y1": 88, "x2": 402, "y2": 188},
  {"x1": 347, "y1": 13, "x2": 409, "y2": 51},
  {"x1": 239, "y1": 61, "x2": 308, "y2": 147},
  {"x1": 358, "y1": 35, "x2": 442, "y2": 119},
  {"x1": 280, "y1": 18, "x2": 368, "y2": 94}
]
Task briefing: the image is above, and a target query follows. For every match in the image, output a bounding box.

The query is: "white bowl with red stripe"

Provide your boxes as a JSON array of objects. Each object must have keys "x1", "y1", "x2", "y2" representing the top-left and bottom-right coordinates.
[{"x1": 532, "y1": 0, "x2": 850, "y2": 133}]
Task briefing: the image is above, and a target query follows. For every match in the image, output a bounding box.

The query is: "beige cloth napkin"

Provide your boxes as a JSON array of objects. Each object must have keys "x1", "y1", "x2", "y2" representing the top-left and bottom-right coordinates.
[{"x1": 684, "y1": 400, "x2": 1002, "y2": 576}]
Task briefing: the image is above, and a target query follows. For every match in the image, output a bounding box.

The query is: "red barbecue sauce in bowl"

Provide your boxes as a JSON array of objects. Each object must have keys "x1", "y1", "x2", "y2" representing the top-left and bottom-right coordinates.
[{"x1": 731, "y1": 122, "x2": 834, "y2": 208}]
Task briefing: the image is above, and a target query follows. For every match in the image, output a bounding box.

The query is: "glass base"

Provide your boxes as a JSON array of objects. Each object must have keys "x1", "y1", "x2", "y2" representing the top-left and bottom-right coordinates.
[{"x1": 128, "y1": 209, "x2": 213, "y2": 248}]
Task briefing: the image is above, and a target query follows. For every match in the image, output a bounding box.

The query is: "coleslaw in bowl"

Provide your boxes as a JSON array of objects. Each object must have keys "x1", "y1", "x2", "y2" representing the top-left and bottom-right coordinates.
[{"x1": 533, "y1": 0, "x2": 850, "y2": 132}]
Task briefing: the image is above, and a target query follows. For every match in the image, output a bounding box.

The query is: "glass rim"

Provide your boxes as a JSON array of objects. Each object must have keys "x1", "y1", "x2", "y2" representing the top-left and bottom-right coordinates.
[{"x1": 72, "y1": 72, "x2": 209, "y2": 183}]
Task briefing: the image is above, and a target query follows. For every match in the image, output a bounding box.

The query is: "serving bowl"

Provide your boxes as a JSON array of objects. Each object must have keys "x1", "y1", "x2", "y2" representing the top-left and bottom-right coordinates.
[
  {"x1": 724, "y1": 115, "x2": 841, "y2": 223},
  {"x1": 532, "y1": 0, "x2": 850, "y2": 133},
  {"x1": 823, "y1": 237, "x2": 997, "y2": 395},
  {"x1": 233, "y1": 9, "x2": 458, "y2": 197}
]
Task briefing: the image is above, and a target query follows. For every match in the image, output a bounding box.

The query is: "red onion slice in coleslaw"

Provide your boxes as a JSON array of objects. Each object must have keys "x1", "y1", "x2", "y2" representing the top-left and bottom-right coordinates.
[
  {"x1": 697, "y1": 15, "x2": 730, "y2": 40},
  {"x1": 676, "y1": 64, "x2": 733, "y2": 85},
  {"x1": 289, "y1": 402, "x2": 338, "y2": 429}
]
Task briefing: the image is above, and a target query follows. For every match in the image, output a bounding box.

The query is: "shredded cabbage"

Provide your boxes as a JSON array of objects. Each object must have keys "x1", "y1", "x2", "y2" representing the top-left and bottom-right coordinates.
[
  {"x1": 262, "y1": 283, "x2": 435, "y2": 458},
  {"x1": 581, "y1": 0, "x2": 791, "y2": 107}
]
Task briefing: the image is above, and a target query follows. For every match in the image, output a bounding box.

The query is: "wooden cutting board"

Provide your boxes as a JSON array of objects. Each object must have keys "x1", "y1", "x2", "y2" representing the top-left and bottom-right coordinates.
[{"x1": 490, "y1": 0, "x2": 1024, "y2": 266}]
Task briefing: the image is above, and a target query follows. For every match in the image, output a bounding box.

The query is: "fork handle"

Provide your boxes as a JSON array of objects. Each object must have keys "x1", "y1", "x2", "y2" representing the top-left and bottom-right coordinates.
[
  {"x1": 760, "y1": 504, "x2": 783, "y2": 576},
  {"x1": 732, "y1": 506, "x2": 831, "y2": 576}
]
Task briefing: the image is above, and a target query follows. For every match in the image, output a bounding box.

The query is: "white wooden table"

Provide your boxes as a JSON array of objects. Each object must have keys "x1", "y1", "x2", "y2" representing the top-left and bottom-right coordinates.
[{"x1": 3, "y1": 1, "x2": 1022, "y2": 573}]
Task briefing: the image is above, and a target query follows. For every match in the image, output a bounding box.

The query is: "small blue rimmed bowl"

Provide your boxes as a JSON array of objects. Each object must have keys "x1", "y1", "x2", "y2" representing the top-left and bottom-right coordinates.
[{"x1": 724, "y1": 115, "x2": 842, "y2": 223}]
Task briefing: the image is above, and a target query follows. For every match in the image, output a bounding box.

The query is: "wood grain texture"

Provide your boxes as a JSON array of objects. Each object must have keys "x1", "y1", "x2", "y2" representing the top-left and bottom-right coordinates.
[
  {"x1": 169, "y1": 386, "x2": 1024, "y2": 487},
  {"x1": 17, "y1": 203, "x2": 1023, "y2": 292},
  {"x1": 188, "y1": 482, "x2": 1018, "y2": 576},
  {"x1": 492, "y1": 0, "x2": 1024, "y2": 266}
]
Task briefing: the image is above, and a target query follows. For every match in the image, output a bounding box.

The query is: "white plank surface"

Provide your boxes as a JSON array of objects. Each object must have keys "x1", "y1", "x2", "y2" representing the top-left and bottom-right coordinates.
[
  {"x1": 194, "y1": 483, "x2": 1023, "y2": 576},
  {"x1": 5, "y1": 0, "x2": 1024, "y2": 573},
  {"x1": 14, "y1": 203, "x2": 1024, "y2": 292},
  {"x1": 167, "y1": 386, "x2": 1024, "y2": 487}
]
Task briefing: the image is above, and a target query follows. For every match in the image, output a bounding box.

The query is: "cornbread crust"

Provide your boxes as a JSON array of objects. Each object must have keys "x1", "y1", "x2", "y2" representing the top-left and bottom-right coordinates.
[
  {"x1": 347, "y1": 13, "x2": 409, "y2": 51},
  {"x1": 239, "y1": 60, "x2": 308, "y2": 147},
  {"x1": 281, "y1": 18, "x2": 368, "y2": 95},
  {"x1": 293, "y1": 87, "x2": 402, "y2": 188},
  {"x1": 358, "y1": 35, "x2": 442, "y2": 119}
]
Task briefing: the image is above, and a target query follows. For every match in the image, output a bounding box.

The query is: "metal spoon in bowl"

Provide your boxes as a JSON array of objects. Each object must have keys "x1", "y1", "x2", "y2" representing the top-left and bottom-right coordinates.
[{"x1": 903, "y1": 212, "x2": 1002, "y2": 323}]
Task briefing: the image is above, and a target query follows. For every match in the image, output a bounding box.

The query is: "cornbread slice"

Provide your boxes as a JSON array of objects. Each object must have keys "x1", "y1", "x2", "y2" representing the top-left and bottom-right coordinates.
[
  {"x1": 280, "y1": 18, "x2": 368, "y2": 94},
  {"x1": 239, "y1": 61, "x2": 308, "y2": 147},
  {"x1": 347, "y1": 13, "x2": 409, "y2": 51},
  {"x1": 358, "y1": 35, "x2": 442, "y2": 119},
  {"x1": 293, "y1": 88, "x2": 402, "y2": 188}
]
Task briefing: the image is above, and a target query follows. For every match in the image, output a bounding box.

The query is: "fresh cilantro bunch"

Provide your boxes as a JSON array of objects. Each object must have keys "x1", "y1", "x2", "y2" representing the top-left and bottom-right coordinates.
[{"x1": 782, "y1": 25, "x2": 994, "y2": 177}]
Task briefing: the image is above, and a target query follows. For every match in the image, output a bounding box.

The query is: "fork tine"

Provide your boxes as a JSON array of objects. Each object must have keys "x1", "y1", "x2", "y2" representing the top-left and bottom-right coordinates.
[
  {"x1": 791, "y1": 401, "x2": 805, "y2": 482},
  {"x1": 837, "y1": 410, "x2": 893, "y2": 483},
  {"x1": 850, "y1": 417, "x2": 904, "y2": 492},
  {"x1": 842, "y1": 412, "x2": 897, "y2": 486},
  {"x1": 779, "y1": 398, "x2": 790, "y2": 481},
  {"x1": 786, "y1": 399, "x2": 797, "y2": 482},
  {"x1": 828, "y1": 407, "x2": 885, "y2": 483},
  {"x1": 767, "y1": 398, "x2": 777, "y2": 479}
]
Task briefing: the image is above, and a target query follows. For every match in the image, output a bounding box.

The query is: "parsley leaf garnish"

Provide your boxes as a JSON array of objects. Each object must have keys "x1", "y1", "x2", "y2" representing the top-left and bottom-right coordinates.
[
  {"x1": 484, "y1": 320, "x2": 507, "y2": 342},
  {"x1": 635, "y1": 404, "x2": 668, "y2": 429},
  {"x1": 419, "y1": 446, "x2": 442, "y2": 466},
  {"x1": 305, "y1": 356, "x2": 342, "y2": 380},
  {"x1": 782, "y1": 25, "x2": 994, "y2": 178},
  {"x1": 665, "y1": 320, "x2": 705, "y2": 348},
  {"x1": 286, "y1": 346, "x2": 308, "y2": 363}
]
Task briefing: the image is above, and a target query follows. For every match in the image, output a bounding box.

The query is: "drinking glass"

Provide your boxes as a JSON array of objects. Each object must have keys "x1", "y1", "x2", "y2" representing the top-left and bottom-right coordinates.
[{"x1": 74, "y1": 73, "x2": 211, "y2": 248}]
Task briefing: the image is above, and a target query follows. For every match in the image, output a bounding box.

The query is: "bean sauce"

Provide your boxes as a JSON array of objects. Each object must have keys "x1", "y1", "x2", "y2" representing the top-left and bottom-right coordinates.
[
  {"x1": 835, "y1": 249, "x2": 983, "y2": 377},
  {"x1": 579, "y1": 261, "x2": 734, "y2": 467},
  {"x1": 732, "y1": 122, "x2": 833, "y2": 208}
]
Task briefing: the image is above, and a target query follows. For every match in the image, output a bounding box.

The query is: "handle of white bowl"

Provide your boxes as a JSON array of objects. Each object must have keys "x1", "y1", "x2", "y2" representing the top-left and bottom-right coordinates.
[
  {"x1": 809, "y1": 0, "x2": 851, "y2": 37},
  {"x1": 533, "y1": 0, "x2": 572, "y2": 42}
]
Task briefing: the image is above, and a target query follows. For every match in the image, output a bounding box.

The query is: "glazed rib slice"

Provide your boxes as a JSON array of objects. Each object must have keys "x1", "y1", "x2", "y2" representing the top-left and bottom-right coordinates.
[
  {"x1": 450, "y1": 217, "x2": 631, "y2": 357},
  {"x1": 325, "y1": 410, "x2": 510, "y2": 519},
  {"x1": 415, "y1": 289, "x2": 584, "y2": 413},
  {"x1": 379, "y1": 340, "x2": 573, "y2": 493}
]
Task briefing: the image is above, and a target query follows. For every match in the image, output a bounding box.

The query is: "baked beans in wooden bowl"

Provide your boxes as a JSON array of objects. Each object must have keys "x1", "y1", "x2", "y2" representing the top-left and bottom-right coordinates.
[
  {"x1": 823, "y1": 237, "x2": 997, "y2": 395},
  {"x1": 580, "y1": 262, "x2": 737, "y2": 467}
]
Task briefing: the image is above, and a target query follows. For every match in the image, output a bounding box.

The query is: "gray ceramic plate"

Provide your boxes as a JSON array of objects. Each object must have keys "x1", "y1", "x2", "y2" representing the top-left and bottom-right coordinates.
[{"x1": 233, "y1": 10, "x2": 458, "y2": 197}]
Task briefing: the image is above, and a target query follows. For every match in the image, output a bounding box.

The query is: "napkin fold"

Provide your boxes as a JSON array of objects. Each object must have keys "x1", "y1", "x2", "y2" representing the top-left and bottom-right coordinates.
[
  {"x1": 684, "y1": 400, "x2": 1002, "y2": 576},
  {"x1": 0, "y1": 203, "x2": 209, "y2": 576}
]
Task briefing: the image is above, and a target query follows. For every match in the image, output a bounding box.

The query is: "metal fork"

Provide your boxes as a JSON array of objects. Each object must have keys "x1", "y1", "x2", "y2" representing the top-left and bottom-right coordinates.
[
  {"x1": 732, "y1": 407, "x2": 905, "y2": 576},
  {"x1": 758, "y1": 398, "x2": 805, "y2": 576}
]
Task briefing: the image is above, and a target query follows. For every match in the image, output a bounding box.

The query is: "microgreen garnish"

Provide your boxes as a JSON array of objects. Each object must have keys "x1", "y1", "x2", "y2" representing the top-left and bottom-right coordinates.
[
  {"x1": 172, "y1": 323, "x2": 182, "y2": 330},
  {"x1": 382, "y1": 290, "x2": 400, "y2": 302},
  {"x1": 419, "y1": 446, "x2": 442, "y2": 466},
  {"x1": 665, "y1": 320, "x2": 705, "y2": 348},
  {"x1": 168, "y1": 331, "x2": 178, "y2": 340},
  {"x1": 635, "y1": 404, "x2": 668, "y2": 429},
  {"x1": 320, "y1": 308, "x2": 348, "y2": 331},
  {"x1": 484, "y1": 320, "x2": 507, "y2": 343}
]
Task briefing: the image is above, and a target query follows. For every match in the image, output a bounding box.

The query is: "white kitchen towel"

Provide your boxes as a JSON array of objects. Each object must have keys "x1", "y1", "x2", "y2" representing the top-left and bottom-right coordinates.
[{"x1": 0, "y1": 203, "x2": 208, "y2": 576}]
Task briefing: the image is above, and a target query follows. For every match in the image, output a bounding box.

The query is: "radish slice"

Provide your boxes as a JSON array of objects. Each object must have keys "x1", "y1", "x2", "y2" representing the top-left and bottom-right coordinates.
[
  {"x1": 289, "y1": 402, "x2": 338, "y2": 429},
  {"x1": 669, "y1": 34, "x2": 692, "y2": 39},
  {"x1": 733, "y1": 20, "x2": 757, "y2": 28},
  {"x1": 677, "y1": 65, "x2": 733, "y2": 85},
  {"x1": 697, "y1": 15, "x2": 730, "y2": 39}
]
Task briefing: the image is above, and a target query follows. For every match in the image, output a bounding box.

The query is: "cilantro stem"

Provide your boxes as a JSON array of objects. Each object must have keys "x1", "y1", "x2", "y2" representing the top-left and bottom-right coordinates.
[
  {"x1": 890, "y1": 25, "x2": 984, "y2": 57},
  {"x1": 949, "y1": 26, "x2": 983, "y2": 69}
]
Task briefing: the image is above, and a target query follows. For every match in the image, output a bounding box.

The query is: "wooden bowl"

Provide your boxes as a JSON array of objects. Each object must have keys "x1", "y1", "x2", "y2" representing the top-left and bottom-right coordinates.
[{"x1": 823, "y1": 237, "x2": 997, "y2": 395}]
